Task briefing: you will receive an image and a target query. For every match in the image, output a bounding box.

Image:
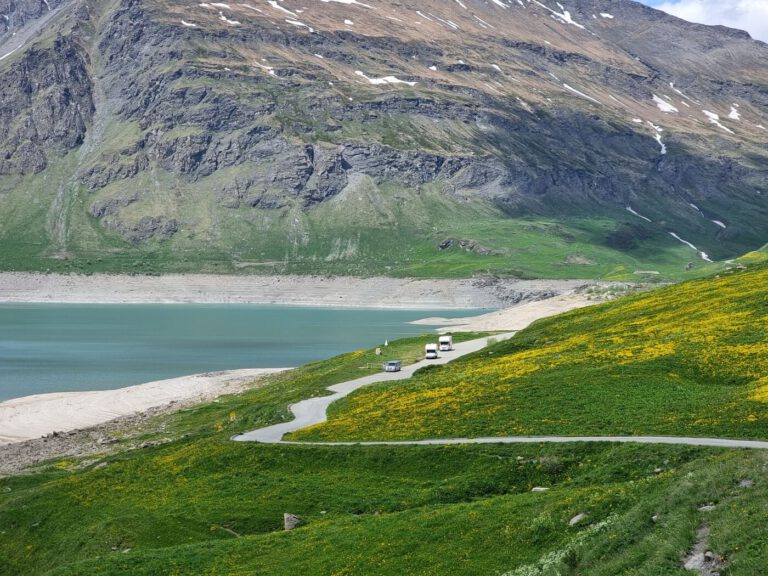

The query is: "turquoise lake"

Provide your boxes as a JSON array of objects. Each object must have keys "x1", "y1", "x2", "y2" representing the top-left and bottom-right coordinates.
[{"x1": 0, "y1": 304, "x2": 483, "y2": 401}]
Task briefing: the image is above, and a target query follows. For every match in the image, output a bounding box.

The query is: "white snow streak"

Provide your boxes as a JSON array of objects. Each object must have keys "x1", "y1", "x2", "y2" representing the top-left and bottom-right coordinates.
[
  {"x1": 600, "y1": 12, "x2": 614, "y2": 19},
  {"x1": 653, "y1": 94, "x2": 678, "y2": 113},
  {"x1": 669, "y1": 82, "x2": 700, "y2": 104},
  {"x1": 533, "y1": 1, "x2": 585, "y2": 29},
  {"x1": 669, "y1": 233, "x2": 712, "y2": 262},
  {"x1": 254, "y1": 62, "x2": 276, "y2": 75},
  {"x1": 654, "y1": 134, "x2": 667, "y2": 155},
  {"x1": 181, "y1": 19, "x2": 198, "y2": 27},
  {"x1": 320, "y1": 0, "x2": 372, "y2": 7},
  {"x1": 563, "y1": 84, "x2": 602, "y2": 105},
  {"x1": 344, "y1": 18, "x2": 354, "y2": 25},
  {"x1": 473, "y1": 15, "x2": 494, "y2": 28},
  {"x1": 703, "y1": 110, "x2": 734, "y2": 133},
  {"x1": 355, "y1": 70, "x2": 417, "y2": 86},
  {"x1": 267, "y1": 0, "x2": 297, "y2": 17},
  {"x1": 219, "y1": 12, "x2": 240, "y2": 24},
  {"x1": 454, "y1": 0, "x2": 467, "y2": 8},
  {"x1": 240, "y1": 4, "x2": 263, "y2": 12},
  {"x1": 728, "y1": 106, "x2": 741, "y2": 120},
  {"x1": 626, "y1": 206, "x2": 652, "y2": 222},
  {"x1": 712, "y1": 220, "x2": 727, "y2": 229},
  {"x1": 286, "y1": 19, "x2": 314, "y2": 32}
]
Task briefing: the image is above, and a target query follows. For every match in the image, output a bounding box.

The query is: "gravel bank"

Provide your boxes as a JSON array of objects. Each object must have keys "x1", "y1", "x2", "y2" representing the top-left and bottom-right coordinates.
[{"x1": 0, "y1": 272, "x2": 593, "y2": 309}]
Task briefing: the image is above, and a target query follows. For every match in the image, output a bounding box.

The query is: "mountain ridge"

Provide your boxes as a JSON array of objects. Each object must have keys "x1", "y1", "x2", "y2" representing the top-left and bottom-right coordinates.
[{"x1": 1, "y1": 0, "x2": 767, "y2": 277}]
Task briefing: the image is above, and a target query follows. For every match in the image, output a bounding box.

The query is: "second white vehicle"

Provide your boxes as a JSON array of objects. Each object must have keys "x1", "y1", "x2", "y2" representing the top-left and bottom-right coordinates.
[
  {"x1": 438, "y1": 335, "x2": 453, "y2": 351},
  {"x1": 425, "y1": 343, "x2": 438, "y2": 359}
]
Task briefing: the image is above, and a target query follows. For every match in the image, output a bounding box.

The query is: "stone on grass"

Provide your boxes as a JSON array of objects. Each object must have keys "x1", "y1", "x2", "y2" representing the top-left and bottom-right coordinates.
[{"x1": 284, "y1": 513, "x2": 302, "y2": 531}]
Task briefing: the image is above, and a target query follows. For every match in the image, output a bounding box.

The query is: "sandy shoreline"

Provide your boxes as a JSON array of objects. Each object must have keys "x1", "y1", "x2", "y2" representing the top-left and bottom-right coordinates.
[
  {"x1": 0, "y1": 272, "x2": 591, "y2": 309},
  {"x1": 412, "y1": 293, "x2": 596, "y2": 333},
  {"x1": 0, "y1": 368, "x2": 286, "y2": 446}
]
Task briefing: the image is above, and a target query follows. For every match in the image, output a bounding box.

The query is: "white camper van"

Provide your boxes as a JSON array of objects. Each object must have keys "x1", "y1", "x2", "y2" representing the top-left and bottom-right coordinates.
[
  {"x1": 438, "y1": 335, "x2": 453, "y2": 351},
  {"x1": 425, "y1": 343, "x2": 438, "y2": 359}
]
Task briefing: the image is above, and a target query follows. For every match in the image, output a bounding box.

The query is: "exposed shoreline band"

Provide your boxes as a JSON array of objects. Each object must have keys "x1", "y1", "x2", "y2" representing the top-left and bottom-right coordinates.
[{"x1": 0, "y1": 272, "x2": 591, "y2": 309}]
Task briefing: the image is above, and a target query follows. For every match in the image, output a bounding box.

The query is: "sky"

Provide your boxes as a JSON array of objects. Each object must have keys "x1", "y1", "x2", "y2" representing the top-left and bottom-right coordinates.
[{"x1": 639, "y1": 0, "x2": 768, "y2": 42}]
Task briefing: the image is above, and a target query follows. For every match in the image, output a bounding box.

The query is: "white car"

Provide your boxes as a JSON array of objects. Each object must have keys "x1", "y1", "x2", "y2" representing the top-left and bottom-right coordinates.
[{"x1": 383, "y1": 360, "x2": 402, "y2": 372}]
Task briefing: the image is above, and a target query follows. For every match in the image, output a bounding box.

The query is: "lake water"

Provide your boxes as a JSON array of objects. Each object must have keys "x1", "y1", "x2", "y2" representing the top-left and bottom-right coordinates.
[{"x1": 0, "y1": 304, "x2": 482, "y2": 401}]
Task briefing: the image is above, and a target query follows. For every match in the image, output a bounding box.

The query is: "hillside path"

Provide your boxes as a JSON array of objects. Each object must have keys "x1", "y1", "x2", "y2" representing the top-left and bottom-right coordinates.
[
  {"x1": 233, "y1": 334, "x2": 768, "y2": 450},
  {"x1": 234, "y1": 333, "x2": 516, "y2": 443}
]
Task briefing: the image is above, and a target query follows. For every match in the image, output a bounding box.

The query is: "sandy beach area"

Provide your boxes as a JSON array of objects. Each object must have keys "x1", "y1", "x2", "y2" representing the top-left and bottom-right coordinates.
[
  {"x1": 0, "y1": 368, "x2": 286, "y2": 446},
  {"x1": 0, "y1": 272, "x2": 590, "y2": 309},
  {"x1": 412, "y1": 293, "x2": 597, "y2": 333}
]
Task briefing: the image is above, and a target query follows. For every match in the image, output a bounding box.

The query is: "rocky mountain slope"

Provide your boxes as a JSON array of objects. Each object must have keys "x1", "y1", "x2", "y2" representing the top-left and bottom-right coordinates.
[{"x1": 1, "y1": 0, "x2": 767, "y2": 277}]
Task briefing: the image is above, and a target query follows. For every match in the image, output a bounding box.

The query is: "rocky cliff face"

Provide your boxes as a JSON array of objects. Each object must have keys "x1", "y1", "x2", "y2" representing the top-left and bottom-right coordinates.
[
  {"x1": 0, "y1": 0, "x2": 767, "y2": 276},
  {"x1": 0, "y1": 34, "x2": 93, "y2": 175}
]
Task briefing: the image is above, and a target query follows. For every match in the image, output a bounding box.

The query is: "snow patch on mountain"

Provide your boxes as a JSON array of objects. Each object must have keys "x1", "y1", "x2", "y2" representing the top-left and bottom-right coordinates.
[
  {"x1": 355, "y1": 71, "x2": 417, "y2": 86},
  {"x1": 563, "y1": 84, "x2": 602, "y2": 105},
  {"x1": 533, "y1": 1, "x2": 585, "y2": 29},
  {"x1": 267, "y1": 0, "x2": 296, "y2": 17},
  {"x1": 653, "y1": 95, "x2": 678, "y2": 113},
  {"x1": 703, "y1": 110, "x2": 734, "y2": 133},
  {"x1": 669, "y1": 233, "x2": 712, "y2": 262},
  {"x1": 320, "y1": 0, "x2": 372, "y2": 7},
  {"x1": 626, "y1": 206, "x2": 652, "y2": 222}
]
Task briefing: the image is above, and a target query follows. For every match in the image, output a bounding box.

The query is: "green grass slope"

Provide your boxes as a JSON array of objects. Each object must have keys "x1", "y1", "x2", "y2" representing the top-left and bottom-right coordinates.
[
  {"x1": 3, "y1": 272, "x2": 768, "y2": 575},
  {"x1": 296, "y1": 263, "x2": 768, "y2": 441},
  {"x1": 0, "y1": 156, "x2": 722, "y2": 281}
]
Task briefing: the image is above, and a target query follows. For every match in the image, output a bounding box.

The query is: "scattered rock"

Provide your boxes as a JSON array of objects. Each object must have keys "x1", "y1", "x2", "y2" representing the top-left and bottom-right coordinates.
[
  {"x1": 682, "y1": 525, "x2": 723, "y2": 575},
  {"x1": 569, "y1": 513, "x2": 587, "y2": 526},
  {"x1": 284, "y1": 513, "x2": 302, "y2": 531},
  {"x1": 698, "y1": 504, "x2": 716, "y2": 512},
  {"x1": 563, "y1": 255, "x2": 597, "y2": 265},
  {"x1": 438, "y1": 239, "x2": 453, "y2": 250},
  {"x1": 738, "y1": 479, "x2": 754, "y2": 488},
  {"x1": 531, "y1": 486, "x2": 549, "y2": 493},
  {"x1": 457, "y1": 239, "x2": 502, "y2": 256},
  {"x1": 88, "y1": 193, "x2": 140, "y2": 218}
]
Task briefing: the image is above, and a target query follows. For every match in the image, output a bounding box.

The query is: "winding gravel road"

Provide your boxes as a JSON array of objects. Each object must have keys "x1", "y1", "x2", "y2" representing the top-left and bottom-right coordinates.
[
  {"x1": 234, "y1": 333, "x2": 768, "y2": 450},
  {"x1": 234, "y1": 333, "x2": 516, "y2": 443}
]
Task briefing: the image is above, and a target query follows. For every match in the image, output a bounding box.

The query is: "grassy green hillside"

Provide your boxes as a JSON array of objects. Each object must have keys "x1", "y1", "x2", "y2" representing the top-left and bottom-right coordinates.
[
  {"x1": 295, "y1": 263, "x2": 768, "y2": 442},
  {"x1": 0, "y1": 155, "x2": 722, "y2": 281},
  {"x1": 3, "y1": 268, "x2": 768, "y2": 575}
]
